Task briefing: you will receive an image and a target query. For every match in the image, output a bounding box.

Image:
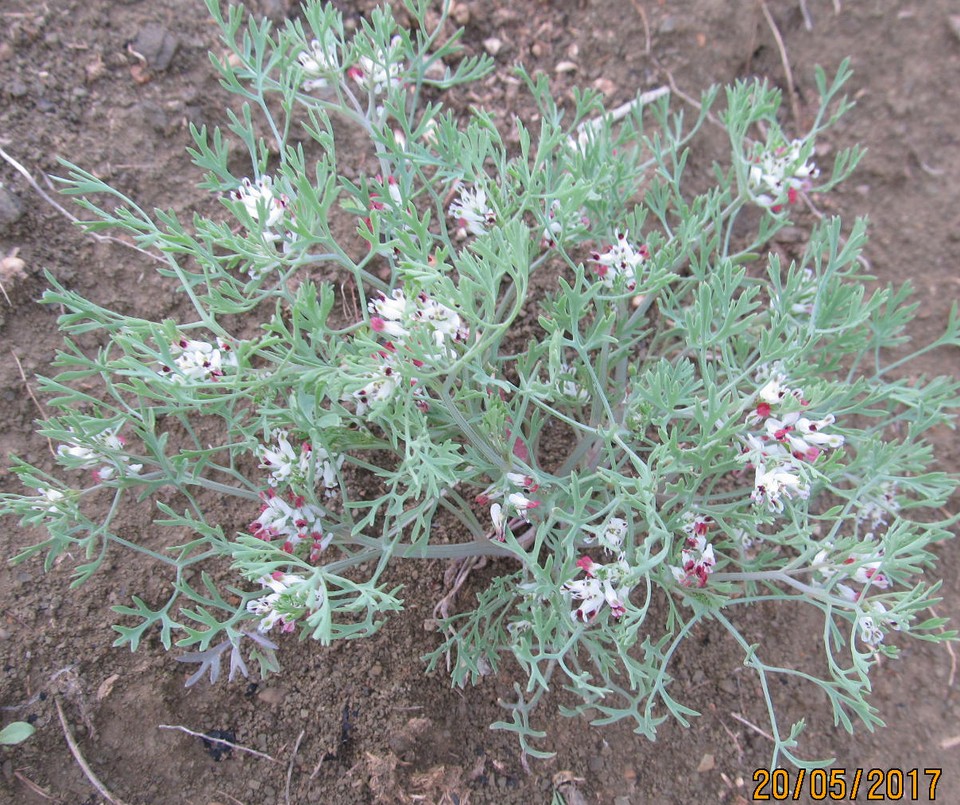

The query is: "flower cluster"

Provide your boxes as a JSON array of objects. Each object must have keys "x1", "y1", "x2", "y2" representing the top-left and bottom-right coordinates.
[
  {"x1": 259, "y1": 430, "x2": 344, "y2": 494},
  {"x1": 348, "y1": 35, "x2": 404, "y2": 96},
  {"x1": 448, "y1": 184, "x2": 496, "y2": 238},
  {"x1": 748, "y1": 137, "x2": 819, "y2": 209},
  {"x1": 246, "y1": 571, "x2": 321, "y2": 633},
  {"x1": 368, "y1": 288, "x2": 469, "y2": 357},
  {"x1": 813, "y1": 543, "x2": 899, "y2": 648},
  {"x1": 232, "y1": 176, "x2": 291, "y2": 231},
  {"x1": 161, "y1": 336, "x2": 238, "y2": 383},
  {"x1": 582, "y1": 515, "x2": 627, "y2": 556},
  {"x1": 590, "y1": 230, "x2": 648, "y2": 291},
  {"x1": 556, "y1": 361, "x2": 590, "y2": 401},
  {"x1": 563, "y1": 555, "x2": 632, "y2": 622},
  {"x1": 742, "y1": 366, "x2": 844, "y2": 513},
  {"x1": 853, "y1": 600, "x2": 908, "y2": 648},
  {"x1": 56, "y1": 427, "x2": 142, "y2": 482},
  {"x1": 855, "y1": 482, "x2": 901, "y2": 534},
  {"x1": 250, "y1": 489, "x2": 330, "y2": 561},
  {"x1": 813, "y1": 543, "x2": 891, "y2": 603},
  {"x1": 477, "y1": 472, "x2": 540, "y2": 541},
  {"x1": 30, "y1": 487, "x2": 67, "y2": 514},
  {"x1": 298, "y1": 35, "x2": 339, "y2": 91},
  {"x1": 670, "y1": 512, "x2": 718, "y2": 588},
  {"x1": 345, "y1": 344, "x2": 405, "y2": 415}
]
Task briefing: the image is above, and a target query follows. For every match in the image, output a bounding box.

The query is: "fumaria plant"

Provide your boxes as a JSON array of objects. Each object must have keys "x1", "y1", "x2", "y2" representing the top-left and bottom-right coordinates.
[{"x1": 4, "y1": 0, "x2": 959, "y2": 768}]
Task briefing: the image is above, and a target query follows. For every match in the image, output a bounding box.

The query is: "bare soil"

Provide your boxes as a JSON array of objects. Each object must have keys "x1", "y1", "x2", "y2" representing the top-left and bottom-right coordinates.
[{"x1": 1, "y1": 1, "x2": 959, "y2": 803}]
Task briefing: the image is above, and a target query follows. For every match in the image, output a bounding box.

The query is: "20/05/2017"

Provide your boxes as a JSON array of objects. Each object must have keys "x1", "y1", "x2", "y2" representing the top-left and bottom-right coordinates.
[{"x1": 752, "y1": 768, "x2": 942, "y2": 801}]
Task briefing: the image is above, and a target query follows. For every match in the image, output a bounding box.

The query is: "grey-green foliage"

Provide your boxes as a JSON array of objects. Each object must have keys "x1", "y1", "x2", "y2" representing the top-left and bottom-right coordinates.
[{"x1": 2, "y1": 0, "x2": 958, "y2": 769}]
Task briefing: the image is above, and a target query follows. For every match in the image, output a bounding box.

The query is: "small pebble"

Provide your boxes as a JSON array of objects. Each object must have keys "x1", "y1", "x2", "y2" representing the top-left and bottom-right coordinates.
[
  {"x1": 949, "y1": 14, "x2": 960, "y2": 41},
  {"x1": 132, "y1": 23, "x2": 180, "y2": 72},
  {"x1": 0, "y1": 188, "x2": 23, "y2": 233},
  {"x1": 451, "y1": 3, "x2": 470, "y2": 25},
  {"x1": 483, "y1": 37, "x2": 503, "y2": 56}
]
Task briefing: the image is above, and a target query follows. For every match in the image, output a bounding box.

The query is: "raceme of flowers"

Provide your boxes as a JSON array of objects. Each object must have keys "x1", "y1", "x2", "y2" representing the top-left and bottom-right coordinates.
[
  {"x1": 56, "y1": 427, "x2": 142, "y2": 482},
  {"x1": 367, "y1": 287, "x2": 469, "y2": 374},
  {"x1": 582, "y1": 515, "x2": 628, "y2": 556},
  {"x1": 30, "y1": 487, "x2": 67, "y2": 514},
  {"x1": 347, "y1": 35, "x2": 404, "y2": 96},
  {"x1": 670, "y1": 512, "x2": 717, "y2": 588},
  {"x1": 590, "y1": 230, "x2": 649, "y2": 291},
  {"x1": 477, "y1": 471, "x2": 541, "y2": 541},
  {"x1": 747, "y1": 137, "x2": 819, "y2": 209},
  {"x1": 344, "y1": 344, "x2": 406, "y2": 416},
  {"x1": 741, "y1": 366, "x2": 844, "y2": 514},
  {"x1": 249, "y1": 488, "x2": 330, "y2": 562},
  {"x1": 160, "y1": 336, "x2": 238, "y2": 383},
  {"x1": 232, "y1": 175, "x2": 291, "y2": 232},
  {"x1": 855, "y1": 482, "x2": 901, "y2": 535},
  {"x1": 259, "y1": 429, "x2": 344, "y2": 495},
  {"x1": 563, "y1": 555, "x2": 632, "y2": 622},
  {"x1": 448, "y1": 183, "x2": 496, "y2": 238},
  {"x1": 812, "y1": 541, "x2": 898, "y2": 648},
  {"x1": 246, "y1": 571, "x2": 321, "y2": 633},
  {"x1": 298, "y1": 35, "x2": 340, "y2": 91}
]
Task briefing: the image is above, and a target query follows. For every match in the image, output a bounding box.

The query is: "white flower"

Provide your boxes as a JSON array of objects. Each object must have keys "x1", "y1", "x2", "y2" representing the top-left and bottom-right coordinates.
[
  {"x1": 246, "y1": 572, "x2": 320, "y2": 634},
  {"x1": 563, "y1": 556, "x2": 631, "y2": 622},
  {"x1": 856, "y1": 482, "x2": 900, "y2": 531},
  {"x1": 448, "y1": 184, "x2": 496, "y2": 238},
  {"x1": 856, "y1": 613, "x2": 883, "y2": 646},
  {"x1": 232, "y1": 176, "x2": 289, "y2": 230},
  {"x1": 748, "y1": 138, "x2": 819, "y2": 208},
  {"x1": 489, "y1": 502, "x2": 505, "y2": 540},
  {"x1": 413, "y1": 293, "x2": 468, "y2": 348},
  {"x1": 56, "y1": 427, "x2": 142, "y2": 480},
  {"x1": 249, "y1": 490, "x2": 328, "y2": 556},
  {"x1": 348, "y1": 36, "x2": 404, "y2": 95},
  {"x1": 505, "y1": 472, "x2": 538, "y2": 492},
  {"x1": 542, "y1": 201, "x2": 564, "y2": 246},
  {"x1": 346, "y1": 347, "x2": 404, "y2": 416},
  {"x1": 298, "y1": 36, "x2": 339, "y2": 90},
  {"x1": 590, "y1": 230, "x2": 648, "y2": 291},
  {"x1": 852, "y1": 560, "x2": 890, "y2": 590},
  {"x1": 557, "y1": 361, "x2": 589, "y2": 401},
  {"x1": 583, "y1": 516, "x2": 627, "y2": 555},
  {"x1": 489, "y1": 492, "x2": 540, "y2": 541},
  {"x1": 57, "y1": 443, "x2": 99, "y2": 467},
  {"x1": 506, "y1": 492, "x2": 539, "y2": 512},
  {"x1": 260, "y1": 430, "x2": 345, "y2": 492},
  {"x1": 367, "y1": 288, "x2": 468, "y2": 359},
  {"x1": 162, "y1": 337, "x2": 238, "y2": 383},
  {"x1": 751, "y1": 461, "x2": 809, "y2": 513},
  {"x1": 31, "y1": 487, "x2": 65, "y2": 514},
  {"x1": 671, "y1": 534, "x2": 717, "y2": 588},
  {"x1": 764, "y1": 412, "x2": 844, "y2": 461}
]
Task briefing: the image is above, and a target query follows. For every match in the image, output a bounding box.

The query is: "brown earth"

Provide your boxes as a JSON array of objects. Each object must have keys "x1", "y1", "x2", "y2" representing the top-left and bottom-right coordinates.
[{"x1": 1, "y1": 1, "x2": 959, "y2": 803}]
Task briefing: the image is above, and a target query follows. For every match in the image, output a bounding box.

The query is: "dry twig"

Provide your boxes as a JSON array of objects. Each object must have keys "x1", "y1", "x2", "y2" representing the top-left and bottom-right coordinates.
[
  {"x1": 285, "y1": 729, "x2": 306, "y2": 805},
  {"x1": 55, "y1": 697, "x2": 130, "y2": 805},
  {"x1": 0, "y1": 145, "x2": 163, "y2": 264},
  {"x1": 628, "y1": 0, "x2": 652, "y2": 56},
  {"x1": 758, "y1": 0, "x2": 801, "y2": 126},
  {"x1": 158, "y1": 723, "x2": 281, "y2": 763},
  {"x1": 11, "y1": 350, "x2": 56, "y2": 459},
  {"x1": 214, "y1": 789, "x2": 248, "y2": 805},
  {"x1": 14, "y1": 770, "x2": 63, "y2": 802},
  {"x1": 730, "y1": 711, "x2": 775, "y2": 743}
]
